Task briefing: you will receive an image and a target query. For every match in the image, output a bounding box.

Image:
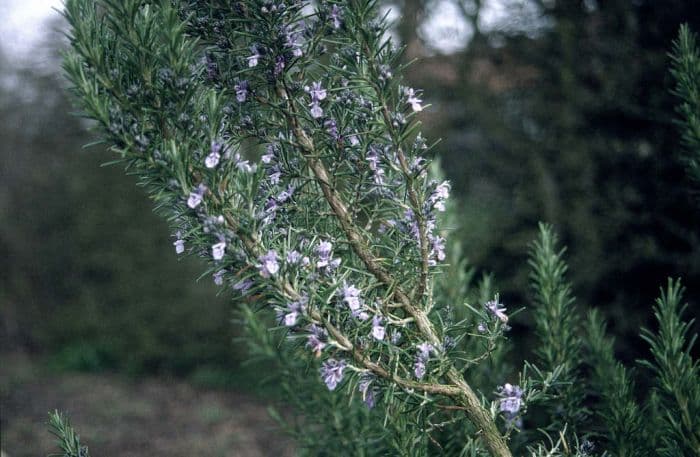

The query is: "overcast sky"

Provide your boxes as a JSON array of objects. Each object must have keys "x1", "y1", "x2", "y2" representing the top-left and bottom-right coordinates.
[
  {"x1": 0, "y1": 0, "x2": 546, "y2": 61},
  {"x1": 1, "y1": 0, "x2": 64, "y2": 59}
]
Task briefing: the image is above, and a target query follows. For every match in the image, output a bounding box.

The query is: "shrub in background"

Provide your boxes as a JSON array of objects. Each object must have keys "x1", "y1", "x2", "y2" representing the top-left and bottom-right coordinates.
[{"x1": 0, "y1": 41, "x2": 240, "y2": 377}]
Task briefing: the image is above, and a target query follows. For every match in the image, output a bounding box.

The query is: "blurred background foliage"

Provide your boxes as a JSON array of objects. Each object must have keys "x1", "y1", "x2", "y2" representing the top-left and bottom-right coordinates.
[{"x1": 1, "y1": 0, "x2": 699, "y2": 382}]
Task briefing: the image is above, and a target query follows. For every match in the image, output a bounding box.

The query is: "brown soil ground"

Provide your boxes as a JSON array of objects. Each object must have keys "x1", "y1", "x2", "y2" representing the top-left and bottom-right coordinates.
[{"x1": 0, "y1": 353, "x2": 295, "y2": 457}]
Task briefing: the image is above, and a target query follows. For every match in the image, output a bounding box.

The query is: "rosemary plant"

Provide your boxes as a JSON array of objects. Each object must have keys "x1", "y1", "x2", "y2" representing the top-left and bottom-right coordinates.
[
  {"x1": 671, "y1": 24, "x2": 700, "y2": 189},
  {"x1": 57, "y1": 3, "x2": 699, "y2": 456}
]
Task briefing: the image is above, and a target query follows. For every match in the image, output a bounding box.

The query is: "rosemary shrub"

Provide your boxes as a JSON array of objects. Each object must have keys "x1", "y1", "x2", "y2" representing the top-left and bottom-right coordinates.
[{"x1": 54, "y1": 2, "x2": 699, "y2": 455}]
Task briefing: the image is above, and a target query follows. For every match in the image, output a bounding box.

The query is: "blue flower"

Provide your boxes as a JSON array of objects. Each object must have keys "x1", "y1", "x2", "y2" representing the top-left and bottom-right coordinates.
[
  {"x1": 358, "y1": 373, "x2": 377, "y2": 409},
  {"x1": 404, "y1": 87, "x2": 423, "y2": 112},
  {"x1": 320, "y1": 358, "x2": 346, "y2": 390},
  {"x1": 248, "y1": 45, "x2": 261, "y2": 67},
  {"x1": 173, "y1": 231, "x2": 185, "y2": 254},
  {"x1": 341, "y1": 282, "x2": 363, "y2": 314},
  {"x1": 414, "y1": 342, "x2": 434, "y2": 380},
  {"x1": 234, "y1": 80, "x2": 249, "y2": 103},
  {"x1": 257, "y1": 250, "x2": 280, "y2": 278},
  {"x1": 485, "y1": 296, "x2": 508, "y2": 323},
  {"x1": 497, "y1": 383, "x2": 523, "y2": 419},
  {"x1": 212, "y1": 241, "x2": 226, "y2": 260},
  {"x1": 371, "y1": 315, "x2": 385, "y2": 341},
  {"x1": 187, "y1": 184, "x2": 207, "y2": 209},
  {"x1": 307, "y1": 324, "x2": 328, "y2": 357},
  {"x1": 213, "y1": 269, "x2": 225, "y2": 286}
]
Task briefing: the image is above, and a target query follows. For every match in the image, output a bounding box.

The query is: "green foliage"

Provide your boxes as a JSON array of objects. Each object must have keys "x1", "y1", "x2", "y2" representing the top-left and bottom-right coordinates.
[
  {"x1": 639, "y1": 279, "x2": 700, "y2": 456},
  {"x1": 528, "y1": 223, "x2": 585, "y2": 432},
  {"x1": 584, "y1": 310, "x2": 648, "y2": 456},
  {"x1": 417, "y1": 2, "x2": 700, "y2": 348},
  {"x1": 55, "y1": 1, "x2": 700, "y2": 456},
  {"x1": 0, "y1": 47, "x2": 238, "y2": 377},
  {"x1": 671, "y1": 24, "x2": 700, "y2": 188},
  {"x1": 48, "y1": 410, "x2": 90, "y2": 457}
]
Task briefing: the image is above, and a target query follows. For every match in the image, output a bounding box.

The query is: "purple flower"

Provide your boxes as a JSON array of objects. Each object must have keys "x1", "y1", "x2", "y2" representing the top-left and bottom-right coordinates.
[
  {"x1": 269, "y1": 171, "x2": 282, "y2": 185},
  {"x1": 248, "y1": 46, "x2": 261, "y2": 67},
  {"x1": 325, "y1": 118, "x2": 340, "y2": 140},
  {"x1": 315, "y1": 240, "x2": 333, "y2": 267},
  {"x1": 414, "y1": 342, "x2": 434, "y2": 380},
  {"x1": 274, "y1": 55, "x2": 286, "y2": 77},
  {"x1": 212, "y1": 241, "x2": 226, "y2": 260},
  {"x1": 497, "y1": 383, "x2": 523, "y2": 418},
  {"x1": 430, "y1": 181, "x2": 450, "y2": 212},
  {"x1": 284, "y1": 25, "x2": 303, "y2": 57},
  {"x1": 281, "y1": 296, "x2": 309, "y2": 327},
  {"x1": 414, "y1": 360, "x2": 426, "y2": 380},
  {"x1": 213, "y1": 269, "x2": 225, "y2": 286},
  {"x1": 281, "y1": 296, "x2": 307, "y2": 327},
  {"x1": 320, "y1": 358, "x2": 346, "y2": 390},
  {"x1": 233, "y1": 152, "x2": 256, "y2": 173},
  {"x1": 234, "y1": 80, "x2": 249, "y2": 103},
  {"x1": 276, "y1": 186, "x2": 295, "y2": 203},
  {"x1": 310, "y1": 102, "x2": 323, "y2": 119},
  {"x1": 329, "y1": 4, "x2": 343, "y2": 29},
  {"x1": 371, "y1": 315, "x2": 385, "y2": 341},
  {"x1": 307, "y1": 324, "x2": 328, "y2": 356},
  {"x1": 341, "y1": 282, "x2": 362, "y2": 313},
  {"x1": 430, "y1": 235, "x2": 446, "y2": 263},
  {"x1": 262, "y1": 145, "x2": 276, "y2": 164},
  {"x1": 307, "y1": 82, "x2": 327, "y2": 101},
  {"x1": 233, "y1": 278, "x2": 254, "y2": 292},
  {"x1": 358, "y1": 373, "x2": 376, "y2": 409},
  {"x1": 404, "y1": 87, "x2": 423, "y2": 112},
  {"x1": 366, "y1": 146, "x2": 385, "y2": 185},
  {"x1": 205, "y1": 151, "x2": 220, "y2": 169},
  {"x1": 477, "y1": 322, "x2": 487, "y2": 334},
  {"x1": 257, "y1": 250, "x2": 280, "y2": 278},
  {"x1": 485, "y1": 296, "x2": 508, "y2": 323},
  {"x1": 306, "y1": 82, "x2": 327, "y2": 119},
  {"x1": 417, "y1": 342, "x2": 433, "y2": 360},
  {"x1": 187, "y1": 184, "x2": 207, "y2": 209},
  {"x1": 286, "y1": 250, "x2": 302, "y2": 264},
  {"x1": 173, "y1": 232, "x2": 185, "y2": 254}
]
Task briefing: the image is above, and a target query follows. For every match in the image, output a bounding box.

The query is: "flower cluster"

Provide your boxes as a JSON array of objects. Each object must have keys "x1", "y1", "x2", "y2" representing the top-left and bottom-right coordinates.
[
  {"x1": 414, "y1": 342, "x2": 434, "y2": 380},
  {"x1": 485, "y1": 295, "x2": 508, "y2": 323},
  {"x1": 306, "y1": 82, "x2": 327, "y2": 119},
  {"x1": 315, "y1": 240, "x2": 341, "y2": 273},
  {"x1": 320, "y1": 358, "x2": 346, "y2": 391},
  {"x1": 497, "y1": 383, "x2": 523, "y2": 421}
]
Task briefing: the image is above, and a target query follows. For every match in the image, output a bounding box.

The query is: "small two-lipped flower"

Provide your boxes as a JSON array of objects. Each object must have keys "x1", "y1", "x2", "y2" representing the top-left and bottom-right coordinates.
[
  {"x1": 485, "y1": 295, "x2": 508, "y2": 323},
  {"x1": 305, "y1": 82, "x2": 327, "y2": 119},
  {"x1": 307, "y1": 323, "x2": 328, "y2": 357},
  {"x1": 234, "y1": 80, "x2": 249, "y2": 103},
  {"x1": 497, "y1": 383, "x2": 523, "y2": 420},
  {"x1": 205, "y1": 141, "x2": 223, "y2": 169},
  {"x1": 316, "y1": 240, "x2": 341, "y2": 272},
  {"x1": 280, "y1": 295, "x2": 308, "y2": 327},
  {"x1": 212, "y1": 239, "x2": 226, "y2": 261},
  {"x1": 320, "y1": 358, "x2": 346, "y2": 390},
  {"x1": 173, "y1": 231, "x2": 185, "y2": 254},
  {"x1": 429, "y1": 181, "x2": 450, "y2": 212},
  {"x1": 414, "y1": 342, "x2": 434, "y2": 380},
  {"x1": 187, "y1": 183, "x2": 208, "y2": 209},
  {"x1": 257, "y1": 250, "x2": 280, "y2": 278},
  {"x1": 371, "y1": 315, "x2": 385, "y2": 341},
  {"x1": 404, "y1": 87, "x2": 423, "y2": 112},
  {"x1": 248, "y1": 45, "x2": 261, "y2": 67}
]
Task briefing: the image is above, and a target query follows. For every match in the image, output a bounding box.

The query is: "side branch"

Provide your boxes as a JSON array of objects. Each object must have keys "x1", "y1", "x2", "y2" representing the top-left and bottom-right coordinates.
[{"x1": 275, "y1": 84, "x2": 512, "y2": 457}]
